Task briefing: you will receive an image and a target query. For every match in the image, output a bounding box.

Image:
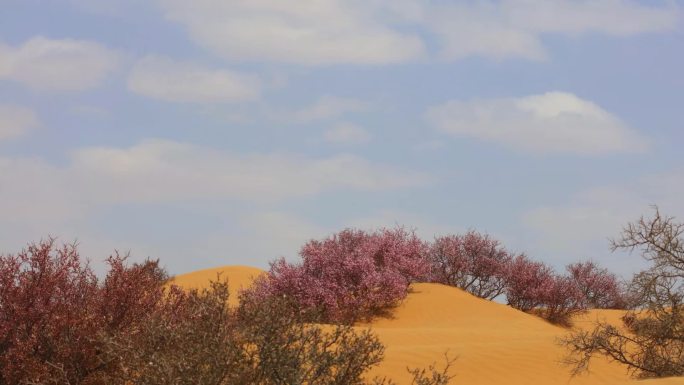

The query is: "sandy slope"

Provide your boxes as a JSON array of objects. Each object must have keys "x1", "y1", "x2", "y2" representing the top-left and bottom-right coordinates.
[
  {"x1": 364, "y1": 283, "x2": 684, "y2": 384},
  {"x1": 174, "y1": 266, "x2": 684, "y2": 385}
]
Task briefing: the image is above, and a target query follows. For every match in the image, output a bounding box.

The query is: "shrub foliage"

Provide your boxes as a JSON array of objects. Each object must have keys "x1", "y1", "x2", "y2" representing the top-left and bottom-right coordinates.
[
  {"x1": 249, "y1": 227, "x2": 431, "y2": 323},
  {"x1": 429, "y1": 231, "x2": 511, "y2": 300},
  {"x1": 427, "y1": 232, "x2": 594, "y2": 325},
  {"x1": 0, "y1": 238, "x2": 453, "y2": 385},
  {"x1": 566, "y1": 261, "x2": 626, "y2": 309},
  {"x1": 100, "y1": 280, "x2": 454, "y2": 385},
  {"x1": 503, "y1": 254, "x2": 587, "y2": 325},
  {"x1": 0, "y1": 238, "x2": 167, "y2": 385},
  {"x1": 3, "y1": 219, "x2": 640, "y2": 383}
]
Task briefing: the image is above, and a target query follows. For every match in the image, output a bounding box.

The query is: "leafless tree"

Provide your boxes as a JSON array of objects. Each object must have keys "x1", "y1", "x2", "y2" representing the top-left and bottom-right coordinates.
[{"x1": 560, "y1": 207, "x2": 684, "y2": 378}]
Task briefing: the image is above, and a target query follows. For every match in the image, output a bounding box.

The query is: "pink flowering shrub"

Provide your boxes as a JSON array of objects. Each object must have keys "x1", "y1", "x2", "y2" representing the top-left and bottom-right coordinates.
[
  {"x1": 504, "y1": 255, "x2": 586, "y2": 325},
  {"x1": 248, "y1": 227, "x2": 430, "y2": 323},
  {"x1": 429, "y1": 231, "x2": 512, "y2": 300},
  {"x1": 504, "y1": 254, "x2": 555, "y2": 312},
  {"x1": 539, "y1": 275, "x2": 587, "y2": 325},
  {"x1": 566, "y1": 261, "x2": 626, "y2": 309}
]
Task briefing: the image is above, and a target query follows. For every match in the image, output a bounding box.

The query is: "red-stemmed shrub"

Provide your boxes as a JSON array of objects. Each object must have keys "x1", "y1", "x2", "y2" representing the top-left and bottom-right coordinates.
[
  {"x1": 248, "y1": 227, "x2": 430, "y2": 323},
  {"x1": 0, "y1": 240, "x2": 99, "y2": 384},
  {"x1": 101, "y1": 278, "x2": 455, "y2": 385},
  {"x1": 0, "y1": 238, "x2": 168, "y2": 385},
  {"x1": 539, "y1": 274, "x2": 588, "y2": 325},
  {"x1": 504, "y1": 255, "x2": 586, "y2": 325},
  {"x1": 0, "y1": 237, "x2": 454, "y2": 385},
  {"x1": 566, "y1": 261, "x2": 626, "y2": 309},
  {"x1": 429, "y1": 231, "x2": 512, "y2": 300}
]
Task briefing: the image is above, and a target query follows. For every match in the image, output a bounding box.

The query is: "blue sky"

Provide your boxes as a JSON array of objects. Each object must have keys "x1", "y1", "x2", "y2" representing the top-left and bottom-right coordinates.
[{"x1": 1, "y1": 0, "x2": 682, "y2": 276}]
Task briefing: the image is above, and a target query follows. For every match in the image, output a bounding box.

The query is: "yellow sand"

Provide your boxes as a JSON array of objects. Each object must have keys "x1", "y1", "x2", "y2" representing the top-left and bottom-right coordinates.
[
  {"x1": 175, "y1": 266, "x2": 684, "y2": 385},
  {"x1": 169, "y1": 265, "x2": 264, "y2": 306}
]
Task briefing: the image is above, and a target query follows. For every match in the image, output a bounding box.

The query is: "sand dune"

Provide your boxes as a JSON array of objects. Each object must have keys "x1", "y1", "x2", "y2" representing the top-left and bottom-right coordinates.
[
  {"x1": 174, "y1": 266, "x2": 684, "y2": 384},
  {"x1": 169, "y1": 265, "x2": 264, "y2": 306},
  {"x1": 364, "y1": 283, "x2": 680, "y2": 384}
]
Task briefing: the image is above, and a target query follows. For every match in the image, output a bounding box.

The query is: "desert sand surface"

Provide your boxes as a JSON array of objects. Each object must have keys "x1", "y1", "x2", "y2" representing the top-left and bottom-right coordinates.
[
  {"x1": 173, "y1": 266, "x2": 684, "y2": 385},
  {"x1": 169, "y1": 265, "x2": 264, "y2": 306}
]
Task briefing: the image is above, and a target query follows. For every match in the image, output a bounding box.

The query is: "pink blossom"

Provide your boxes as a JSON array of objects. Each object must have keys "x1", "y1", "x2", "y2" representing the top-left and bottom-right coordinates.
[
  {"x1": 567, "y1": 261, "x2": 626, "y2": 309},
  {"x1": 429, "y1": 231, "x2": 511, "y2": 300},
  {"x1": 248, "y1": 227, "x2": 430, "y2": 323}
]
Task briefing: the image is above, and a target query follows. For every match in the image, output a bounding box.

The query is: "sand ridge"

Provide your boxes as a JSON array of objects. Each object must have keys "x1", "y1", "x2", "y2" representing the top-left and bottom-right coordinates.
[
  {"x1": 174, "y1": 266, "x2": 684, "y2": 385},
  {"x1": 169, "y1": 265, "x2": 264, "y2": 306}
]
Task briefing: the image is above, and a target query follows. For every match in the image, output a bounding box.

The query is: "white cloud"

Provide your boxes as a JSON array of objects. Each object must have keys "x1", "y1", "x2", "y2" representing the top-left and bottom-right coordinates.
[
  {"x1": 428, "y1": 0, "x2": 679, "y2": 60},
  {"x1": 156, "y1": 0, "x2": 677, "y2": 64},
  {"x1": 0, "y1": 37, "x2": 119, "y2": 91},
  {"x1": 70, "y1": 140, "x2": 425, "y2": 203},
  {"x1": 127, "y1": 55, "x2": 260, "y2": 103},
  {"x1": 323, "y1": 122, "x2": 371, "y2": 144},
  {"x1": 157, "y1": 0, "x2": 425, "y2": 65},
  {"x1": 505, "y1": 0, "x2": 679, "y2": 36},
  {"x1": 428, "y1": 3, "x2": 546, "y2": 61},
  {"x1": 427, "y1": 91, "x2": 647, "y2": 155},
  {"x1": 0, "y1": 139, "x2": 426, "y2": 214},
  {"x1": 0, "y1": 105, "x2": 39, "y2": 140},
  {"x1": 0, "y1": 140, "x2": 428, "y2": 271},
  {"x1": 292, "y1": 95, "x2": 368, "y2": 123},
  {"x1": 65, "y1": 0, "x2": 148, "y2": 16}
]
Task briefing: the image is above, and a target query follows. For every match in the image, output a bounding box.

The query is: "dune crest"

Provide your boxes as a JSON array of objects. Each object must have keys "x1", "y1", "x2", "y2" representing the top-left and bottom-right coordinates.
[
  {"x1": 176, "y1": 266, "x2": 684, "y2": 384},
  {"x1": 170, "y1": 265, "x2": 265, "y2": 306}
]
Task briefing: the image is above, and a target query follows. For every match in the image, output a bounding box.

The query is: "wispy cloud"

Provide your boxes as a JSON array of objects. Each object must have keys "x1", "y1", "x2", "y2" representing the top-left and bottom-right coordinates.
[
  {"x1": 0, "y1": 139, "x2": 428, "y2": 221},
  {"x1": 428, "y1": 0, "x2": 679, "y2": 60},
  {"x1": 427, "y1": 92, "x2": 647, "y2": 155},
  {"x1": 158, "y1": 0, "x2": 425, "y2": 65},
  {"x1": 0, "y1": 37, "x2": 119, "y2": 91},
  {"x1": 157, "y1": 0, "x2": 678, "y2": 64},
  {"x1": 127, "y1": 55, "x2": 261, "y2": 103},
  {"x1": 0, "y1": 139, "x2": 429, "y2": 269}
]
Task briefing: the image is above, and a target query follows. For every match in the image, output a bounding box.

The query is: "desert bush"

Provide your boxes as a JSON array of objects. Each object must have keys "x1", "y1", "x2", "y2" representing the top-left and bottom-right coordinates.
[
  {"x1": 405, "y1": 353, "x2": 456, "y2": 385},
  {"x1": 566, "y1": 261, "x2": 626, "y2": 309},
  {"x1": 99, "y1": 280, "x2": 248, "y2": 385},
  {"x1": 2, "y1": 238, "x2": 454, "y2": 385},
  {"x1": 101, "y1": 278, "x2": 454, "y2": 385},
  {"x1": 236, "y1": 290, "x2": 388, "y2": 385},
  {"x1": 537, "y1": 274, "x2": 587, "y2": 326},
  {"x1": 503, "y1": 254, "x2": 555, "y2": 312},
  {"x1": 504, "y1": 255, "x2": 586, "y2": 325},
  {"x1": 249, "y1": 227, "x2": 430, "y2": 323},
  {"x1": 561, "y1": 208, "x2": 684, "y2": 378},
  {"x1": 428, "y1": 233, "x2": 587, "y2": 324},
  {"x1": 429, "y1": 231, "x2": 511, "y2": 300},
  {"x1": 0, "y1": 238, "x2": 168, "y2": 385}
]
